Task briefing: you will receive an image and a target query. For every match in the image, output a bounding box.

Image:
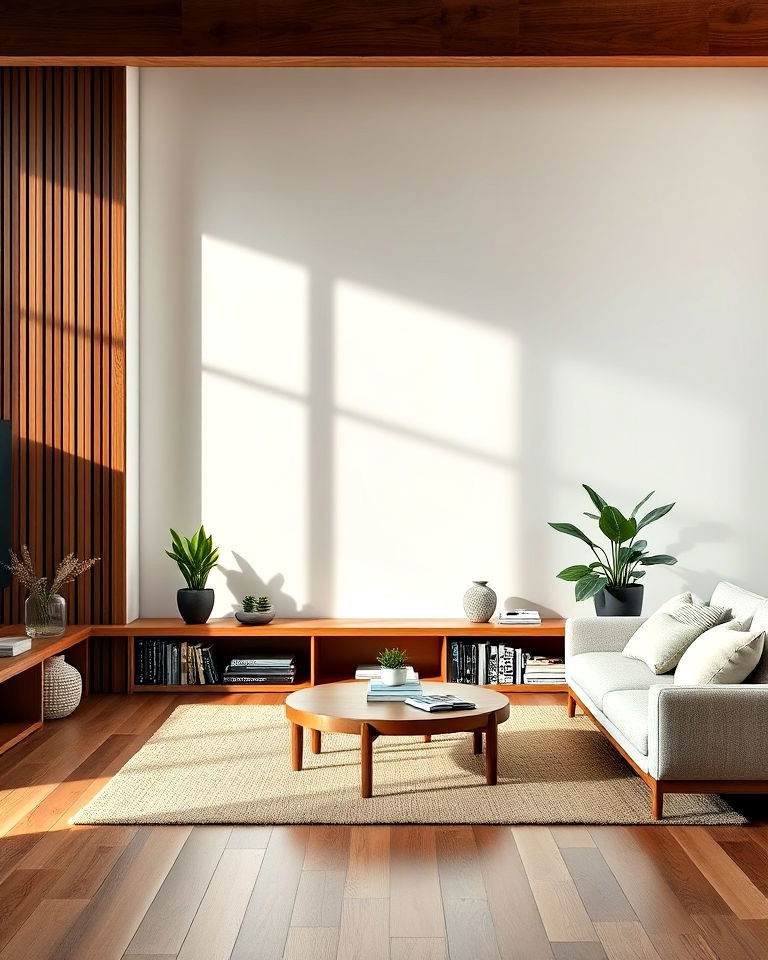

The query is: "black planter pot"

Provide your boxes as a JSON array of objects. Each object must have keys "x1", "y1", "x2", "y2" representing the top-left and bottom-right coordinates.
[
  {"x1": 594, "y1": 584, "x2": 644, "y2": 617},
  {"x1": 177, "y1": 588, "x2": 214, "y2": 625}
]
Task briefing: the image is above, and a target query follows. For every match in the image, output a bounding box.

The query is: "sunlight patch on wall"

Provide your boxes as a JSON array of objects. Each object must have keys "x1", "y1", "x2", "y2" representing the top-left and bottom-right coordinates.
[{"x1": 201, "y1": 236, "x2": 308, "y2": 395}]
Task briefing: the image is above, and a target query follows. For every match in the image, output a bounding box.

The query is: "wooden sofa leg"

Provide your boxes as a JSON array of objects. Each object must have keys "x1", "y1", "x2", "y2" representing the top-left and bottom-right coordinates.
[
  {"x1": 650, "y1": 780, "x2": 663, "y2": 820},
  {"x1": 566, "y1": 692, "x2": 576, "y2": 718}
]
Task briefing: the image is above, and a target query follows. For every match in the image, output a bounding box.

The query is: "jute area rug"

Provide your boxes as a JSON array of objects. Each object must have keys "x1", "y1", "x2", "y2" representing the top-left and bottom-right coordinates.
[{"x1": 73, "y1": 704, "x2": 745, "y2": 826}]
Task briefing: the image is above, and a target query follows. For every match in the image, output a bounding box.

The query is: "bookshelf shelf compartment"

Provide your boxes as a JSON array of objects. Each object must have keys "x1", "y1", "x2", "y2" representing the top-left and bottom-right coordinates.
[{"x1": 99, "y1": 618, "x2": 566, "y2": 697}]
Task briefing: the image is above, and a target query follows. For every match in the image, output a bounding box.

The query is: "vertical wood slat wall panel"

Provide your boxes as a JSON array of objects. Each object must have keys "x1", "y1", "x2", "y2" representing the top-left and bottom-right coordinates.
[{"x1": 0, "y1": 68, "x2": 127, "y2": 656}]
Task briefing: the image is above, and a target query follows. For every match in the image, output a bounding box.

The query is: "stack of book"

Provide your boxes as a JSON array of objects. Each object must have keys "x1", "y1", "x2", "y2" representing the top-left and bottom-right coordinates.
[
  {"x1": 497, "y1": 608, "x2": 541, "y2": 625},
  {"x1": 367, "y1": 675, "x2": 422, "y2": 701},
  {"x1": 448, "y1": 640, "x2": 525, "y2": 685},
  {"x1": 523, "y1": 656, "x2": 566, "y2": 685},
  {"x1": 135, "y1": 639, "x2": 219, "y2": 685},
  {"x1": 0, "y1": 636, "x2": 31, "y2": 657},
  {"x1": 223, "y1": 655, "x2": 297, "y2": 685}
]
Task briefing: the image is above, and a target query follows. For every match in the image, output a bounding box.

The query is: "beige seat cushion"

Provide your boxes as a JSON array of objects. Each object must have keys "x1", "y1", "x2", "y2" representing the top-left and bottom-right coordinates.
[
  {"x1": 567, "y1": 652, "x2": 673, "y2": 710},
  {"x1": 602, "y1": 690, "x2": 650, "y2": 756},
  {"x1": 622, "y1": 593, "x2": 726, "y2": 675},
  {"x1": 675, "y1": 620, "x2": 765, "y2": 685}
]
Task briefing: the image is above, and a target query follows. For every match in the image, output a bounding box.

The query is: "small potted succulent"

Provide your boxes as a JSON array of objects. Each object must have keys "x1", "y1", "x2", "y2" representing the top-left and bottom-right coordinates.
[
  {"x1": 376, "y1": 647, "x2": 409, "y2": 686},
  {"x1": 236, "y1": 594, "x2": 275, "y2": 625},
  {"x1": 166, "y1": 526, "x2": 219, "y2": 624}
]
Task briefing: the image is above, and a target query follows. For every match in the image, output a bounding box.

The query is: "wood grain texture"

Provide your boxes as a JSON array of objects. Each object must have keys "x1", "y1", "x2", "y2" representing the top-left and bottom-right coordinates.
[
  {"x1": 0, "y1": 67, "x2": 126, "y2": 654},
  {"x1": 2, "y1": 2, "x2": 768, "y2": 57},
  {"x1": 0, "y1": 692, "x2": 765, "y2": 959}
]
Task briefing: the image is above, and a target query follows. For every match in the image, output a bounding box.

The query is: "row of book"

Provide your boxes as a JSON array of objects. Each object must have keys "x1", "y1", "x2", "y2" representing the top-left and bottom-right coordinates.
[
  {"x1": 223, "y1": 655, "x2": 297, "y2": 685},
  {"x1": 448, "y1": 640, "x2": 564, "y2": 685},
  {"x1": 135, "y1": 639, "x2": 220, "y2": 685}
]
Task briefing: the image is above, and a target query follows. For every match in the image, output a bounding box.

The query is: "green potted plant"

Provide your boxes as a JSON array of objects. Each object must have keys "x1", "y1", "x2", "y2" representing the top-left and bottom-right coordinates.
[
  {"x1": 549, "y1": 485, "x2": 677, "y2": 616},
  {"x1": 376, "y1": 647, "x2": 409, "y2": 686},
  {"x1": 166, "y1": 526, "x2": 219, "y2": 624},
  {"x1": 236, "y1": 595, "x2": 275, "y2": 626}
]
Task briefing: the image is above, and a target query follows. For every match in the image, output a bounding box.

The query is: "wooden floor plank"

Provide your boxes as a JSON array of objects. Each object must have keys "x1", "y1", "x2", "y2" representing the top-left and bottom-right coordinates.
[
  {"x1": 554, "y1": 827, "x2": 597, "y2": 849},
  {"x1": 291, "y1": 869, "x2": 345, "y2": 927},
  {"x1": 673, "y1": 827, "x2": 768, "y2": 920},
  {"x1": 345, "y1": 825, "x2": 389, "y2": 898},
  {"x1": 595, "y1": 921, "x2": 664, "y2": 960},
  {"x1": 53, "y1": 826, "x2": 190, "y2": 960},
  {"x1": 435, "y1": 826, "x2": 486, "y2": 900},
  {"x1": 304, "y1": 825, "x2": 350, "y2": 871},
  {"x1": 473, "y1": 825, "x2": 555, "y2": 960},
  {"x1": 336, "y1": 898, "x2": 388, "y2": 960},
  {"x1": 283, "y1": 926, "x2": 339, "y2": 960},
  {"x1": 561, "y1": 847, "x2": 637, "y2": 922},
  {"x1": 390, "y1": 826, "x2": 445, "y2": 939},
  {"x1": 126, "y1": 826, "x2": 231, "y2": 955},
  {"x1": 443, "y1": 898, "x2": 501, "y2": 960},
  {"x1": 529, "y1": 879, "x2": 598, "y2": 943},
  {"x1": 227, "y1": 826, "x2": 273, "y2": 849},
  {"x1": 512, "y1": 827, "x2": 571, "y2": 882},
  {"x1": 0, "y1": 897, "x2": 88, "y2": 960},
  {"x1": 551, "y1": 944, "x2": 609, "y2": 960},
  {"x1": 230, "y1": 826, "x2": 309, "y2": 960},
  {"x1": 390, "y1": 938, "x2": 448, "y2": 960},
  {"x1": 176, "y1": 848, "x2": 264, "y2": 960}
]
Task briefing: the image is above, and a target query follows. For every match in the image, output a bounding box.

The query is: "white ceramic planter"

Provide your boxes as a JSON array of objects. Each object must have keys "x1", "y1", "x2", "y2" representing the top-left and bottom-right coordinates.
[{"x1": 380, "y1": 667, "x2": 408, "y2": 686}]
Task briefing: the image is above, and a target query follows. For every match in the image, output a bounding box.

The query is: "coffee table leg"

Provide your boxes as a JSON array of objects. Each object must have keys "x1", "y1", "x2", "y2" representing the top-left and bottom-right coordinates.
[
  {"x1": 311, "y1": 729, "x2": 322, "y2": 754},
  {"x1": 485, "y1": 713, "x2": 498, "y2": 785},
  {"x1": 473, "y1": 730, "x2": 483, "y2": 755},
  {"x1": 424, "y1": 734, "x2": 432, "y2": 743},
  {"x1": 361, "y1": 723, "x2": 375, "y2": 798},
  {"x1": 291, "y1": 722, "x2": 304, "y2": 772}
]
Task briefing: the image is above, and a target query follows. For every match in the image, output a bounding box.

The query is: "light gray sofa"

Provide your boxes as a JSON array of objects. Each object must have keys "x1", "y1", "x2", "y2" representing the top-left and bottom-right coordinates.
[{"x1": 565, "y1": 581, "x2": 768, "y2": 818}]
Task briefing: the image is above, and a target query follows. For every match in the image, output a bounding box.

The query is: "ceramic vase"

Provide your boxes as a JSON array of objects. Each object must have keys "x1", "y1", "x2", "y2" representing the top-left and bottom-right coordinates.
[
  {"x1": 463, "y1": 580, "x2": 497, "y2": 623},
  {"x1": 380, "y1": 667, "x2": 408, "y2": 686},
  {"x1": 43, "y1": 655, "x2": 82, "y2": 719}
]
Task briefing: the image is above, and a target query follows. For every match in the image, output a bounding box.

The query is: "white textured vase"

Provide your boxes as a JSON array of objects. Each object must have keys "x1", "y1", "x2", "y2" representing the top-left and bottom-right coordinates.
[
  {"x1": 463, "y1": 580, "x2": 497, "y2": 623},
  {"x1": 43, "y1": 655, "x2": 82, "y2": 720}
]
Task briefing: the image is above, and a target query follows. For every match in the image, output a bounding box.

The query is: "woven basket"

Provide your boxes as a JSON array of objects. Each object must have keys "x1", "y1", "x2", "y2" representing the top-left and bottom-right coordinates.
[{"x1": 43, "y1": 655, "x2": 83, "y2": 720}]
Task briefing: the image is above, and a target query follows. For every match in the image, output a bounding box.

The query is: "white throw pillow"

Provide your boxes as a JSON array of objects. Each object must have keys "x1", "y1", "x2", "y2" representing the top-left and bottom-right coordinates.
[
  {"x1": 675, "y1": 620, "x2": 765, "y2": 685},
  {"x1": 622, "y1": 593, "x2": 726, "y2": 675}
]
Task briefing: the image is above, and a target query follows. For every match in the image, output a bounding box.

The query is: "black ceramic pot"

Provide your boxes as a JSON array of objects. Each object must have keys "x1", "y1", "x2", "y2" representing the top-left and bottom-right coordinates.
[
  {"x1": 594, "y1": 584, "x2": 644, "y2": 617},
  {"x1": 177, "y1": 588, "x2": 214, "y2": 625}
]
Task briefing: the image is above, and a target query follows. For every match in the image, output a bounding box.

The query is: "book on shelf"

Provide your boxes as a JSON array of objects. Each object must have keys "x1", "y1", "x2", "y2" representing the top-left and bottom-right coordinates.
[
  {"x1": 448, "y1": 640, "x2": 525, "y2": 685},
  {"x1": 134, "y1": 638, "x2": 220, "y2": 686},
  {"x1": 405, "y1": 694, "x2": 476, "y2": 712},
  {"x1": 355, "y1": 664, "x2": 418, "y2": 680},
  {"x1": 0, "y1": 636, "x2": 31, "y2": 657},
  {"x1": 367, "y1": 676, "x2": 422, "y2": 701},
  {"x1": 497, "y1": 608, "x2": 541, "y2": 625}
]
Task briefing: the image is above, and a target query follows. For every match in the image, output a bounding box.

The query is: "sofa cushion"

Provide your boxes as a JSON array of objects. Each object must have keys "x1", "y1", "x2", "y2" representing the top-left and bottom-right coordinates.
[
  {"x1": 602, "y1": 690, "x2": 650, "y2": 756},
  {"x1": 567, "y1": 652, "x2": 673, "y2": 710},
  {"x1": 710, "y1": 581, "x2": 768, "y2": 623},
  {"x1": 710, "y1": 581, "x2": 768, "y2": 683},
  {"x1": 675, "y1": 620, "x2": 765, "y2": 685},
  {"x1": 622, "y1": 594, "x2": 726, "y2": 675}
]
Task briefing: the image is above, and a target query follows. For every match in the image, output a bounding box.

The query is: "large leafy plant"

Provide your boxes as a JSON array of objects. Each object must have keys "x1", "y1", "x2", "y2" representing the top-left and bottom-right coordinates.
[
  {"x1": 549, "y1": 486, "x2": 677, "y2": 602},
  {"x1": 166, "y1": 526, "x2": 219, "y2": 590}
]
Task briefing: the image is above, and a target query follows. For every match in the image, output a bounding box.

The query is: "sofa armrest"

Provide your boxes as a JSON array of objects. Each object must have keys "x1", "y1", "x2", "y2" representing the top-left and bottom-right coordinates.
[
  {"x1": 565, "y1": 617, "x2": 645, "y2": 658},
  {"x1": 648, "y1": 685, "x2": 768, "y2": 781}
]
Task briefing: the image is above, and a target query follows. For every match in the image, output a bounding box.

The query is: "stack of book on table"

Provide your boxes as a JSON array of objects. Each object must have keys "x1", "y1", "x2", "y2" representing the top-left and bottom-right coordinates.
[
  {"x1": 497, "y1": 608, "x2": 541, "y2": 625},
  {"x1": 367, "y1": 675, "x2": 422, "y2": 701},
  {"x1": 523, "y1": 656, "x2": 566, "y2": 685},
  {"x1": 405, "y1": 694, "x2": 476, "y2": 712},
  {"x1": 223, "y1": 655, "x2": 297, "y2": 685},
  {"x1": 0, "y1": 636, "x2": 31, "y2": 657}
]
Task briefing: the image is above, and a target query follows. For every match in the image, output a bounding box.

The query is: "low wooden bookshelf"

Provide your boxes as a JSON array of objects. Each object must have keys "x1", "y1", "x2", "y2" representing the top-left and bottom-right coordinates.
[{"x1": 90, "y1": 618, "x2": 567, "y2": 695}]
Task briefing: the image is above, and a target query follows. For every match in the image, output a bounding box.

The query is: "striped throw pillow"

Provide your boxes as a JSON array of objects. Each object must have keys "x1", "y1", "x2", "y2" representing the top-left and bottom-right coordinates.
[{"x1": 622, "y1": 596, "x2": 727, "y2": 675}]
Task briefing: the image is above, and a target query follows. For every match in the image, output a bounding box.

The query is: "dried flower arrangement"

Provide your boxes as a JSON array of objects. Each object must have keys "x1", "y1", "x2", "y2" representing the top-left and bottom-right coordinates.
[{"x1": 6, "y1": 546, "x2": 99, "y2": 630}]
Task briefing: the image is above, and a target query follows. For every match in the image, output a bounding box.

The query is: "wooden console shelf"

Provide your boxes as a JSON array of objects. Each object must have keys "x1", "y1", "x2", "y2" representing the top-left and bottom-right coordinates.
[
  {"x1": 90, "y1": 618, "x2": 566, "y2": 695},
  {"x1": 0, "y1": 625, "x2": 90, "y2": 756}
]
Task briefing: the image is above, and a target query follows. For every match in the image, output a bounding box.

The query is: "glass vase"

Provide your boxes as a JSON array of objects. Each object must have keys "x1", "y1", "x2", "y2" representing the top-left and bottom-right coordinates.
[{"x1": 25, "y1": 593, "x2": 67, "y2": 639}]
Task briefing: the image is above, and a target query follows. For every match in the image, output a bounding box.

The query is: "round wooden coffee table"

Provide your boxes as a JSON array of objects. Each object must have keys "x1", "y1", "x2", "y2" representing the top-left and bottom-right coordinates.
[{"x1": 285, "y1": 681, "x2": 510, "y2": 798}]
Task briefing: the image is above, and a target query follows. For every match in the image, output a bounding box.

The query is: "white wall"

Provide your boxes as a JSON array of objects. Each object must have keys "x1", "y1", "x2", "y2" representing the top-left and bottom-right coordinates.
[{"x1": 138, "y1": 68, "x2": 768, "y2": 619}]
